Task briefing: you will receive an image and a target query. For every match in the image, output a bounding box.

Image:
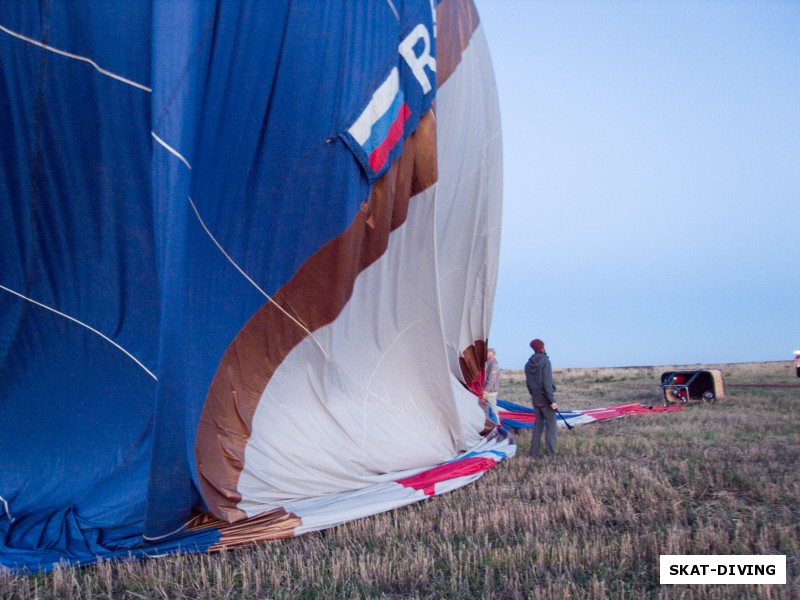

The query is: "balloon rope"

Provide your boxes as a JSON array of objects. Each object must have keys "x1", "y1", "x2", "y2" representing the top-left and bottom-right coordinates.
[{"x1": 187, "y1": 197, "x2": 330, "y2": 360}]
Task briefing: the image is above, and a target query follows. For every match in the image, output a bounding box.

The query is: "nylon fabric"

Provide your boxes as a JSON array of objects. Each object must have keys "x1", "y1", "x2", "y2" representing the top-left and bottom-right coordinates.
[{"x1": 0, "y1": 0, "x2": 507, "y2": 572}]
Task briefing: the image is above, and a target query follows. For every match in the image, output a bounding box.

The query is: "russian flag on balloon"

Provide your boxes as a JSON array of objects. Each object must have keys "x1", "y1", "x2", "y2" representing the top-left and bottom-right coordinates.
[{"x1": 345, "y1": 67, "x2": 413, "y2": 179}]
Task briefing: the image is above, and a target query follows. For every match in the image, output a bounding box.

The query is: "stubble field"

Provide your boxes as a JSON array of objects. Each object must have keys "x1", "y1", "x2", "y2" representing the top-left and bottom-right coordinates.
[{"x1": 2, "y1": 361, "x2": 798, "y2": 599}]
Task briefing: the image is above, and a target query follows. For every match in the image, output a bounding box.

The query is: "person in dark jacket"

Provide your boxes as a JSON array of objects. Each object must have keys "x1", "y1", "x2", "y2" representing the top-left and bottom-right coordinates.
[{"x1": 525, "y1": 338, "x2": 558, "y2": 457}]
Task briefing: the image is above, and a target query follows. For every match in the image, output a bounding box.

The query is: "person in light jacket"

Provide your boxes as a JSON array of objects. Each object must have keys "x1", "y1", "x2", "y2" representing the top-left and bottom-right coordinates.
[
  {"x1": 525, "y1": 338, "x2": 557, "y2": 457},
  {"x1": 484, "y1": 348, "x2": 500, "y2": 413}
]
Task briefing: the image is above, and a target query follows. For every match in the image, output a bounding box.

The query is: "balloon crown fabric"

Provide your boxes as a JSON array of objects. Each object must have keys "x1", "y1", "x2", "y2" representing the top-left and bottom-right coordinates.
[{"x1": 0, "y1": 0, "x2": 507, "y2": 572}]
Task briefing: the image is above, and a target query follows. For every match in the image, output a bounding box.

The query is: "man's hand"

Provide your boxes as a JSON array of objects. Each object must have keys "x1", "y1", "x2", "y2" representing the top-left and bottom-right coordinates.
[{"x1": 551, "y1": 403, "x2": 558, "y2": 410}]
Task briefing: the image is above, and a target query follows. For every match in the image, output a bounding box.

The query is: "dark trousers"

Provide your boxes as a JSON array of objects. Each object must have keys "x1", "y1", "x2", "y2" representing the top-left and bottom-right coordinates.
[{"x1": 530, "y1": 404, "x2": 557, "y2": 457}]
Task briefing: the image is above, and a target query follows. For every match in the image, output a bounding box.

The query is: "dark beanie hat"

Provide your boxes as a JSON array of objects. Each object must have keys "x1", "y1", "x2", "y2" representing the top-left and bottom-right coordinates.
[{"x1": 530, "y1": 339, "x2": 545, "y2": 353}]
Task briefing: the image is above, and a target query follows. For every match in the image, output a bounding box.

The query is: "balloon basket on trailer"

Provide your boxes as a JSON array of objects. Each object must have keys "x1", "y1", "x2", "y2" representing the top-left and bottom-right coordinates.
[{"x1": 660, "y1": 369, "x2": 725, "y2": 406}]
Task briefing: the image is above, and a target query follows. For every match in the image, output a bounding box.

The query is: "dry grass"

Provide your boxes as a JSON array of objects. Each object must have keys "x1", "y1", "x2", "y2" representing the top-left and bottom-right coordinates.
[{"x1": 2, "y1": 362, "x2": 798, "y2": 599}]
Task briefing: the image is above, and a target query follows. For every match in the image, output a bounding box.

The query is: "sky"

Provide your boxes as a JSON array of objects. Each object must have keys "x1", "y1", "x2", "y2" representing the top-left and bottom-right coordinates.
[{"x1": 472, "y1": 0, "x2": 800, "y2": 369}]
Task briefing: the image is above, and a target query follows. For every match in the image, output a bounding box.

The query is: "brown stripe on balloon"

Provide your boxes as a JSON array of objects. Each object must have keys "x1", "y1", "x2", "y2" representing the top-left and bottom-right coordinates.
[
  {"x1": 195, "y1": 111, "x2": 438, "y2": 523},
  {"x1": 436, "y1": 0, "x2": 480, "y2": 87},
  {"x1": 459, "y1": 339, "x2": 487, "y2": 388},
  {"x1": 187, "y1": 508, "x2": 302, "y2": 549}
]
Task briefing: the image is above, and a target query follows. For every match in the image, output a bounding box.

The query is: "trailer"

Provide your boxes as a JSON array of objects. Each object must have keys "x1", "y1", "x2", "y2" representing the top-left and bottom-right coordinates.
[{"x1": 661, "y1": 369, "x2": 725, "y2": 405}]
